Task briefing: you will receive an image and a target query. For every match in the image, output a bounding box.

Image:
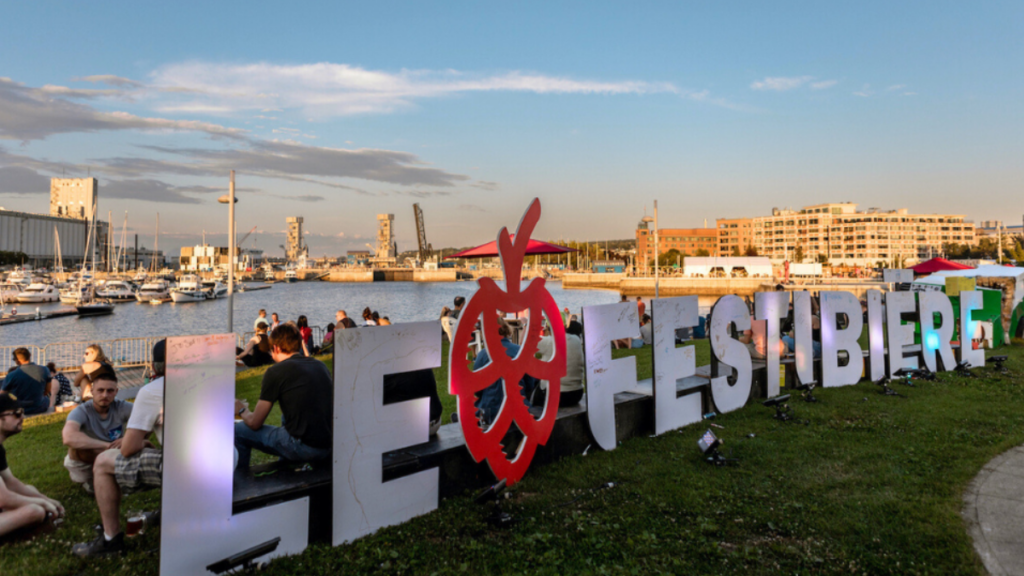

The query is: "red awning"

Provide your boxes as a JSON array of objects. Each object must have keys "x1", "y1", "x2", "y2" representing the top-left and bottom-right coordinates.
[
  {"x1": 909, "y1": 258, "x2": 974, "y2": 274},
  {"x1": 445, "y1": 235, "x2": 576, "y2": 259}
]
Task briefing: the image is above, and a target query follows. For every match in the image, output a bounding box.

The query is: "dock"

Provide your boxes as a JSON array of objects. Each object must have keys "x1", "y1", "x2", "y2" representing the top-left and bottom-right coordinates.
[{"x1": 0, "y1": 308, "x2": 78, "y2": 326}]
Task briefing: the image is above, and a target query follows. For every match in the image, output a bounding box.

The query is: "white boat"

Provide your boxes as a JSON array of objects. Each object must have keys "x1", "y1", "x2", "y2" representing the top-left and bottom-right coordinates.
[
  {"x1": 7, "y1": 267, "x2": 33, "y2": 287},
  {"x1": 170, "y1": 275, "x2": 207, "y2": 303},
  {"x1": 136, "y1": 279, "x2": 171, "y2": 302},
  {"x1": 202, "y1": 279, "x2": 228, "y2": 299},
  {"x1": 284, "y1": 269, "x2": 298, "y2": 283},
  {"x1": 132, "y1": 270, "x2": 148, "y2": 283},
  {"x1": 16, "y1": 283, "x2": 60, "y2": 303},
  {"x1": 60, "y1": 284, "x2": 94, "y2": 304},
  {"x1": 96, "y1": 280, "x2": 136, "y2": 301},
  {"x1": 0, "y1": 283, "x2": 21, "y2": 302}
]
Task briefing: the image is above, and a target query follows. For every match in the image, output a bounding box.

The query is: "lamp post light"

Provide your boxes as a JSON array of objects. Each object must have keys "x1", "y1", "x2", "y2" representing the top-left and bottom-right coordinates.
[{"x1": 218, "y1": 170, "x2": 238, "y2": 334}]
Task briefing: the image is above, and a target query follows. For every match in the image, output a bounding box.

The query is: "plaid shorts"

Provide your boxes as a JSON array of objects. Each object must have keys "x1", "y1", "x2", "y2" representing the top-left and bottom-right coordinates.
[{"x1": 114, "y1": 448, "x2": 162, "y2": 494}]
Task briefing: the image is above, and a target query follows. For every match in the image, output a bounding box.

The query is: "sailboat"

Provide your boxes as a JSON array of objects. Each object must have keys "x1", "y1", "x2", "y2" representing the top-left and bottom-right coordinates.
[{"x1": 76, "y1": 201, "x2": 114, "y2": 317}]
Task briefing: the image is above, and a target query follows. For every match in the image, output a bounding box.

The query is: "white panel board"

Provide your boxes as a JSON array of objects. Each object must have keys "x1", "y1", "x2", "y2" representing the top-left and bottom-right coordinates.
[
  {"x1": 958, "y1": 290, "x2": 986, "y2": 368},
  {"x1": 651, "y1": 297, "x2": 701, "y2": 435},
  {"x1": 885, "y1": 291, "x2": 919, "y2": 376},
  {"x1": 820, "y1": 292, "x2": 864, "y2": 388},
  {"x1": 754, "y1": 291, "x2": 788, "y2": 398},
  {"x1": 161, "y1": 334, "x2": 309, "y2": 576},
  {"x1": 583, "y1": 302, "x2": 640, "y2": 451},
  {"x1": 865, "y1": 290, "x2": 886, "y2": 381},
  {"x1": 709, "y1": 295, "x2": 752, "y2": 414},
  {"x1": 792, "y1": 291, "x2": 814, "y2": 385},
  {"x1": 333, "y1": 322, "x2": 441, "y2": 545},
  {"x1": 918, "y1": 291, "x2": 956, "y2": 372}
]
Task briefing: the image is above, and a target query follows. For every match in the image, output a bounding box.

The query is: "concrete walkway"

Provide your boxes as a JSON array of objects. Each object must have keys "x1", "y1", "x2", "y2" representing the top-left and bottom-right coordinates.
[{"x1": 964, "y1": 445, "x2": 1024, "y2": 575}]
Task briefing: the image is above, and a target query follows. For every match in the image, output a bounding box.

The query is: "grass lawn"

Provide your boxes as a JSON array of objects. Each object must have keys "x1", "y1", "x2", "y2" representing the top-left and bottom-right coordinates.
[{"x1": 2, "y1": 339, "x2": 1023, "y2": 575}]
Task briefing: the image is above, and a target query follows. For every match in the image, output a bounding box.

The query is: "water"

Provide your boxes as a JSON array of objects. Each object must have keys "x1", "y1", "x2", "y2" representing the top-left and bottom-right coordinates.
[{"x1": 1, "y1": 281, "x2": 624, "y2": 348}]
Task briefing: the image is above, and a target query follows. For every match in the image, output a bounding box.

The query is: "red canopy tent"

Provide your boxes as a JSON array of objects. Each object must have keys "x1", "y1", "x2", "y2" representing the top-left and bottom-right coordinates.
[
  {"x1": 445, "y1": 235, "x2": 576, "y2": 259},
  {"x1": 909, "y1": 258, "x2": 974, "y2": 274}
]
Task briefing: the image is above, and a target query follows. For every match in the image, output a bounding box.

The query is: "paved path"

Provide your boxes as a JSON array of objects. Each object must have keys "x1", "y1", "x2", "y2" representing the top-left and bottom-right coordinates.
[{"x1": 964, "y1": 445, "x2": 1024, "y2": 575}]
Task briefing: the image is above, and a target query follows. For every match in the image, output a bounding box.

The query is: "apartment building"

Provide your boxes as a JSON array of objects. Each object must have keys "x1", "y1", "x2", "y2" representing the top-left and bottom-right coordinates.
[
  {"x1": 735, "y1": 202, "x2": 975, "y2": 266},
  {"x1": 636, "y1": 216, "x2": 718, "y2": 265},
  {"x1": 716, "y1": 218, "x2": 755, "y2": 256}
]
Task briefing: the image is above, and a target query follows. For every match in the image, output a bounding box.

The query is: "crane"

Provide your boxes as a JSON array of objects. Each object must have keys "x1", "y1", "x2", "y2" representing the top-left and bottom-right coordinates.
[{"x1": 413, "y1": 203, "x2": 433, "y2": 263}]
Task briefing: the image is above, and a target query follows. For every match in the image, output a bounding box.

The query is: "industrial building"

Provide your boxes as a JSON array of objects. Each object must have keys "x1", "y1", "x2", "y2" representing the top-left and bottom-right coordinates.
[
  {"x1": 370, "y1": 213, "x2": 397, "y2": 267},
  {"x1": 50, "y1": 177, "x2": 98, "y2": 220},
  {"x1": 178, "y1": 245, "x2": 263, "y2": 272}
]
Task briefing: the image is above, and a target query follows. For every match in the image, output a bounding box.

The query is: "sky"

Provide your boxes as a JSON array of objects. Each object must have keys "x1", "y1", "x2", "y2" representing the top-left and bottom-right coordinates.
[{"x1": 0, "y1": 1, "x2": 1021, "y2": 258}]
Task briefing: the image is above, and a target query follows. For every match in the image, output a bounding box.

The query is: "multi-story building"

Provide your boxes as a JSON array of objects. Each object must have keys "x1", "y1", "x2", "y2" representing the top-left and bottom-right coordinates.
[
  {"x1": 178, "y1": 245, "x2": 261, "y2": 272},
  {"x1": 50, "y1": 177, "x2": 98, "y2": 220},
  {"x1": 285, "y1": 216, "x2": 307, "y2": 263},
  {"x1": 716, "y1": 218, "x2": 755, "y2": 256},
  {"x1": 370, "y1": 213, "x2": 397, "y2": 266},
  {"x1": 737, "y1": 202, "x2": 976, "y2": 266},
  {"x1": 635, "y1": 216, "x2": 718, "y2": 266}
]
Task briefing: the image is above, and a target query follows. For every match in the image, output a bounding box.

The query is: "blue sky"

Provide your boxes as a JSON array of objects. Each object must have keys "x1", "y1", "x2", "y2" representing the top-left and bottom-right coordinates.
[{"x1": 0, "y1": 1, "x2": 1021, "y2": 256}]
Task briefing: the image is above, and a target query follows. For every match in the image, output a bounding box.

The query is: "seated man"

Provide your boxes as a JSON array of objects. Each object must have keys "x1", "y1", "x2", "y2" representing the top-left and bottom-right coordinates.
[
  {"x1": 536, "y1": 320, "x2": 586, "y2": 408},
  {"x1": 61, "y1": 367, "x2": 133, "y2": 494},
  {"x1": 2, "y1": 348, "x2": 55, "y2": 415},
  {"x1": 234, "y1": 323, "x2": 332, "y2": 471},
  {"x1": 474, "y1": 319, "x2": 538, "y2": 426},
  {"x1": 0, "y1": 391, "x2": 65, "y2": 539},
  {"x1": 72, "y1": 340, "x2": 166, "y2": 557}
]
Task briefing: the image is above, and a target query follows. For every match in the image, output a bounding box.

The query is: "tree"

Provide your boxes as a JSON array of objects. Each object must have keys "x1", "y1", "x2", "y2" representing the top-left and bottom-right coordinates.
[
  {"x1": 816, "y1": 253, "x2": 829, "y2": 265},
  {"x1": 696, "y1": 249, "x2": 711, "y2": 257},
  {"x1": 731, "y1": 245, "x2": 740, "y2": 257},
  {"x1": 658, "y1": 249, "x2": 682, "y2": 267},
  {"x1": 794, "y1": 245, "x2": 805, "y2": 263},
  {"x1": 744, "y1": 245, "x2": 759, "y2": 257}
]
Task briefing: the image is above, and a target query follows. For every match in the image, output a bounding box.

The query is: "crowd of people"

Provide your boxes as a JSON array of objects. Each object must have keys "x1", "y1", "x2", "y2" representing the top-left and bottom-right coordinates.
[{"x1": 0, "y1": 295, "x2": 605, "y2": 553}]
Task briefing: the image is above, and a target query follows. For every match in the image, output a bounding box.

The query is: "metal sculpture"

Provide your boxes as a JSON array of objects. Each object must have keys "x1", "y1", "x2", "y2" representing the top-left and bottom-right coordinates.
[{"x1": 449, "y1": 198, "x2": 566, "y2": 486}]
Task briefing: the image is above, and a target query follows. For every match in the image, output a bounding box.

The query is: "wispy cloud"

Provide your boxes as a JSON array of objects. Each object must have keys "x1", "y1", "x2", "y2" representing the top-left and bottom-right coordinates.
[
  {"x1": 885, "y1": 84, "x2": 907, "y2": 91},
  {"x1": 0, "y1": 77, "x2": 246, "y2": 142},
  {"x1": 459, "y1": 204, "x2": 486, "y2": 213},
  {"x1": 853, "y1": 84, "x2": 874, "y2": 97},
  {"x1": 73, "y1": 75, "x2": 145, "y2": 88},
  {"x1": 0, "y1": 165, "x2": 51, "y2": 194},
  {"x1": 750, "y1": 76, "x2": 813, "y2": 91},
  {"x1": 147, "y1": 61, "x2": 717, "y2": 116},
  {"x1": 469, "y1": 180, "x2": 499, "y2": 191},
  {"x1": 810, "y1": 80, "x2": 838, "y2": 90}
]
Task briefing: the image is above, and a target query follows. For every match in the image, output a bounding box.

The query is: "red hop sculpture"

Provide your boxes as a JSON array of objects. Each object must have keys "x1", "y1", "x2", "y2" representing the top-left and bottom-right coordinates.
[{"x1": 449, "y1": 198, "x2": 567, "y2": 486}]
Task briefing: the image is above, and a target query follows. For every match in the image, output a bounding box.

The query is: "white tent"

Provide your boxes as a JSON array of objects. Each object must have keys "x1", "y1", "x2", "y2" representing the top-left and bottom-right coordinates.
[
  {"x1": 684, "y1": 257, "x2": 773, "y2": 278},
  {"x1": 913, "y1": 265, "x2": 1024, "y2": 308}
]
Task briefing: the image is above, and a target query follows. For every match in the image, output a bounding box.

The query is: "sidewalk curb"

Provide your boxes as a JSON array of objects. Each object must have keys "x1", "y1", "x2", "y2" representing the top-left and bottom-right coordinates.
[{"x1": 963, "y1": 445, "x2": 1024, "y2": 576}]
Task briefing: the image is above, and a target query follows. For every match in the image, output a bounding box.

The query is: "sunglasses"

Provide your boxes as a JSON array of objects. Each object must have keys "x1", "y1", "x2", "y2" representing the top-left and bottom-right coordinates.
[{"x1": 0, "y1": 408, "x2": 25, "y2": 419}]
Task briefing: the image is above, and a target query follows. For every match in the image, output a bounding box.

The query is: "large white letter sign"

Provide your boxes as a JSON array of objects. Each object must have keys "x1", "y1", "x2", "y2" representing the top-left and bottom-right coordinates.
[
  {"x1": 754, "y1": 291, "x2": 788, "y2": 398},
  {"x1": 583, "y1": 302, "x2": 639, "y2": 451},
  {"x1": 959, "y1": 290, "x2": 986, "y2": 368},
  {"x1": 792, "y1": 291, "x2": 814, "y2": 386},
  {"x1": 333, "y1": 321, "x2": 441, "y2": 545},
  {"x1": 865, "y1": 290, "x2": 886, "y2": 381},
  {"x1": 918, "y1": 291, "x2": 956, "y2": 372},
  {"x1": 820, "y1": 291, "x2": 864, "y2": 388},
  {"x1": 162, "y1": 334, "x2": 308, "y2": 575},
  {"x1": 886, "y1": 291, "x2": 919, "y2": 376},
  {"x1": 709, "y1": 295, "x2": 752, "y2": 414},
  {"x1": 651, "y1": 296, "x2": 701, "y2": 435}
]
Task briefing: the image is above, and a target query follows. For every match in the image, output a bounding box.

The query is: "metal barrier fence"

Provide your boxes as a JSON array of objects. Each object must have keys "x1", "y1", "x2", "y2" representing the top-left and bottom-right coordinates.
[{"x1": 0, "y1": 326, "x2": 329, "y2": 376}]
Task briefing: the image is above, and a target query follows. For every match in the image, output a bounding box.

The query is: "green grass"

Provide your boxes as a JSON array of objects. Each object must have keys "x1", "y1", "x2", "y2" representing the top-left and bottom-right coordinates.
[{"x1": 2, "y1": 340, "x2": 1023, "y2": 575}]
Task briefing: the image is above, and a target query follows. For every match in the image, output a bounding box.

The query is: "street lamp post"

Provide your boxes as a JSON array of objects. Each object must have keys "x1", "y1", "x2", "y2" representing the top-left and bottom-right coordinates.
[{"x1": 218, "y1": 170, "x2": 238, "y2": 334}]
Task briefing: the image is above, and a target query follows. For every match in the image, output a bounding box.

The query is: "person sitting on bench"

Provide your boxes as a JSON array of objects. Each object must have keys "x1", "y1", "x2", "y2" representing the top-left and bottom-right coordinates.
[
  {"x1": 61, "y1": 367, "x2": 132, "y2": 494},
  {"x1": 234, "y1": 323, "x2": 332, "y2": 471}
]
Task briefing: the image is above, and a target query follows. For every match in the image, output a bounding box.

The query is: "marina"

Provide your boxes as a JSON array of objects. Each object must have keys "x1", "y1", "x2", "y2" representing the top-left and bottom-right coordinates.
[{"x1": 0, "y1": 280, "x2": 620, "y2": 350}]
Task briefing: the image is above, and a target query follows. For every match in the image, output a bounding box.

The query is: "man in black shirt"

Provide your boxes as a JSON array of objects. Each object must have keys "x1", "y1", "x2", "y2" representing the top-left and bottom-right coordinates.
[
  {"x1": 234, "y1": 323, "x2": 332, "y2": 470},
  {"x1": 0, "y1": 391, "x2": 64, "y2": 538}
]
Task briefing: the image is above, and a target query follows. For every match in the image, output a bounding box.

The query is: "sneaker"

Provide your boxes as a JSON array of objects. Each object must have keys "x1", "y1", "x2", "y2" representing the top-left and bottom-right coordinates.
[
  {"x1": 450, "y1": 413, "x2": 459, "y2": 424},
  {"x1": 72, "y1": 531, "x2": 125, "y2": 558}
]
